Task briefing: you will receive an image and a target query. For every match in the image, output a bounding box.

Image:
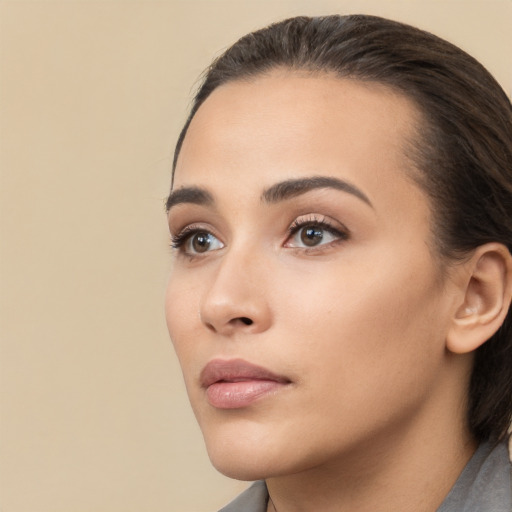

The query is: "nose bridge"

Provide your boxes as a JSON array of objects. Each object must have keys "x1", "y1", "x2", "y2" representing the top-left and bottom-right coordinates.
[{"x1": 199, "y1": 242, "x2": 271, "y2": 335}]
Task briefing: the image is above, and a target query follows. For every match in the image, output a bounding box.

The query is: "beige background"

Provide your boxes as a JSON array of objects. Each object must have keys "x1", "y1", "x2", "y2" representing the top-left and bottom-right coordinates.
[{"x1": 0, "y1": 1, "x2": 510, "y2": 511}]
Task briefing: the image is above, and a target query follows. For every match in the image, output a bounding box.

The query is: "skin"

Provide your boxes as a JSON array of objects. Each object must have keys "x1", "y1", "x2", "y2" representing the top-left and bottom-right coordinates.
[{"x1": 165, "y1": 71, "x2": 478, "y2": 512}]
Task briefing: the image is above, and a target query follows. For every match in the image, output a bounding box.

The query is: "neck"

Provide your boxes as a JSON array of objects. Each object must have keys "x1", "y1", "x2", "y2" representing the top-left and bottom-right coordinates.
[{"x1": 266, "y1": 429, "x2": 476, "y2": 512}]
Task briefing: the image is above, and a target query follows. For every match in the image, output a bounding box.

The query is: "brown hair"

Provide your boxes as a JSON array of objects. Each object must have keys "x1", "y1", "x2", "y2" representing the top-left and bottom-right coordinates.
[{"x1": 171, "y1": 15, "x2": 512, "y2": 441}]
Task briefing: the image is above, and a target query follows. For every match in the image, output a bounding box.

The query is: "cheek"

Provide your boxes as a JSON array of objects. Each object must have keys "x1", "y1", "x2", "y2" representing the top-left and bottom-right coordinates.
[
  {"x1": 165, "y1": 277, "x2": 210, "y2": 419},
  {"x1": 165, "y1": 274, "x2": 200, "y2": 364},
  {"x1": 276, "y1": 253, "x2": 447, "y2": 393}
]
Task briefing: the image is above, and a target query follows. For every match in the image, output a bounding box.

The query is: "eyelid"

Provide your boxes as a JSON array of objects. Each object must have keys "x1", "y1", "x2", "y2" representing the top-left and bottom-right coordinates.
[
  {"x1": 288, "y1": 213, "x2": 348, "y2": 234},
  {"x1": 167, "y1": 204, "x2": 221, "y2": 235}
]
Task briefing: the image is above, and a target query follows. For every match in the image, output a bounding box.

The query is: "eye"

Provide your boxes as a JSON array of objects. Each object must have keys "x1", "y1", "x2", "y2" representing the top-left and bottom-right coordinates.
[
  {"x1": 171, "y1": 228, "x2": 224, "y2": 255},
  {"x1": 285, "y1": 217, "x2": 348, "y2": 249}
]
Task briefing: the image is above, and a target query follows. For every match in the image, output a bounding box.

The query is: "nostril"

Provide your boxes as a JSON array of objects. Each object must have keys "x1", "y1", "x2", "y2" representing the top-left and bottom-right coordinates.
[{"x1": 239, "y1": 317, "x2": 253, "y2": 326}]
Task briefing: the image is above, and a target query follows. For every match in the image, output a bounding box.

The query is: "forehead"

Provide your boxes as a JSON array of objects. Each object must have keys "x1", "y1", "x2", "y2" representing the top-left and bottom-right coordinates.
[
  {"x1": 172, "y1": 71, "x2": 427, "y2": 227},
  {"x1": 174, "y1": 71, "x2": 422, "y2": 190}
]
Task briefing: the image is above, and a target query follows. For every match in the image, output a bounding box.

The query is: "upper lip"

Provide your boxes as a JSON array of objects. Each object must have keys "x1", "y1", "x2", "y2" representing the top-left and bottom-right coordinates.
[{"x1": 200, "y1": 358, "x2": 291, "y2": 388}]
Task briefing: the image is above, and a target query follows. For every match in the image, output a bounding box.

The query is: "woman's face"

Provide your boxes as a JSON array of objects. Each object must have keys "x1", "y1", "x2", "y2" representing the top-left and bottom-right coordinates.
[{"x1": 166, "y1": 72, "x2": 460, "y2": 480}]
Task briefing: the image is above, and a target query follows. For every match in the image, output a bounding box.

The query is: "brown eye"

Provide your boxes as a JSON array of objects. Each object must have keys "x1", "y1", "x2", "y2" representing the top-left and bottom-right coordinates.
[
  {"x1": 191, "y1": 232, "x2": 212, "y2": 253},
  {"x1": 300, "y1": 226, "x2": 324, "y2": 246},
  {"x1": 285, "y1": 219, "x2": 348, "y2": 250},
  {"x1": 171, "y1": 227, "x2": 224, "y2": 255}
]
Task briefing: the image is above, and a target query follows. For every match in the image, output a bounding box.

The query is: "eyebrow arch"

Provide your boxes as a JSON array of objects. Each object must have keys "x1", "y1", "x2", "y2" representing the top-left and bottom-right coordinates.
[
  {"x1": 261, "y1": 176, "x2": 373, "y2": 207},
  {"x1": 166, "y1": 186, "x2": 214, "y2": 212}
]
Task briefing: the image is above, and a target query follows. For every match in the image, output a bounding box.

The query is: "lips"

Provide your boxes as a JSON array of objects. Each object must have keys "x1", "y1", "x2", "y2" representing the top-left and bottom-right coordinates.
[{"x1": 200, "y1": 358, "x2": 291, "y2": 409}]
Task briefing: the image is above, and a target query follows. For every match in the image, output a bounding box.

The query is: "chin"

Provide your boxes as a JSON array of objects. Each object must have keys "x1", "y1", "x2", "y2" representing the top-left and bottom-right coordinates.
[
  {"x1": 210, "y1": 456, "x2": 269, "y2": 481},
  {"x1": 201, "y1": 423, "x2": 290, "y2": 481},
  {"x1": 206, "y1": 443, "x2": 270, "y2": 480},
  {"x1": 204, "y1": 436, "x2": 272, "y2": 481}
]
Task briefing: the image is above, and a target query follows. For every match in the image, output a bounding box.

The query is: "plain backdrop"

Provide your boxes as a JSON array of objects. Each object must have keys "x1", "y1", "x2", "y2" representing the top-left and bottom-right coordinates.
[{"x1": 1, "y1": 1, "x2": 510, "y2": 511}]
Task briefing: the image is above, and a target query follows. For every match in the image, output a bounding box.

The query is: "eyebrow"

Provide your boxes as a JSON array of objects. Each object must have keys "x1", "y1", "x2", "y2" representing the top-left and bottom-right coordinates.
[
  {"x1": 165, "y1": 175, "x2": 372, "y2": 212},
  {"x1": 166, "y1": 186, "x2": 214, "y2": 211},
  {"x1": 261, "y1": 176, "x2": 372, "y2": 207}
]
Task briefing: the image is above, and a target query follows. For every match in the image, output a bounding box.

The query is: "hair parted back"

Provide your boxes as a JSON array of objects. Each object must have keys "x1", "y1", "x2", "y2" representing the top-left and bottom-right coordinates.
[{"x1": 172, "y1": 14, "x2": 512, "y2": 442}]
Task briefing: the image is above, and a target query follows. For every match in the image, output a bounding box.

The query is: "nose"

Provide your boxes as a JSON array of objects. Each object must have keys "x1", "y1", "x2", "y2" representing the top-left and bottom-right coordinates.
[{"x1": 199, "y1": 249, "x2": 272, "y2": 336}]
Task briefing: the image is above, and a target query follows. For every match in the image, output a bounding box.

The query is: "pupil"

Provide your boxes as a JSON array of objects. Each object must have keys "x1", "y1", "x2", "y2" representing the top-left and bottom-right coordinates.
[
  {"x1": 192, "y1": 233, "x2": 210, "y2": 253},
  {"x1": 301, "y1": 227, "x2": 323, "y2": 246}
]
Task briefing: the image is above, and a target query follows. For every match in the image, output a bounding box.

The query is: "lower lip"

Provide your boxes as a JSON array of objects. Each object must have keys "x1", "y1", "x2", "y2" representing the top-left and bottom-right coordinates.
[{"x1": 206, "y1": 380, "x2": 286, "y2": 409}]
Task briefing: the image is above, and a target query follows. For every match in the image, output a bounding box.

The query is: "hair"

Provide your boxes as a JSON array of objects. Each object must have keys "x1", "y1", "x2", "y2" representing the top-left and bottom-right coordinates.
[{"x1": 171, "y1": 15, "x2": 512, "y2": 442}]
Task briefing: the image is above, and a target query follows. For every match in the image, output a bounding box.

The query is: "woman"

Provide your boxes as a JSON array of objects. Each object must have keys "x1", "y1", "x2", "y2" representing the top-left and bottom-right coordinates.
[{"x1": 165, "y1": 15, "x2": 512, "y2": 511}]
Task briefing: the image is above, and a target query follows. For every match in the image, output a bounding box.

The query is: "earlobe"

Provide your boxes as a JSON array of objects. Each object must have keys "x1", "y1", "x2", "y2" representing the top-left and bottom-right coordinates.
[{"x1": 447, "y1": 243, "x2": 512, "y2": 354}]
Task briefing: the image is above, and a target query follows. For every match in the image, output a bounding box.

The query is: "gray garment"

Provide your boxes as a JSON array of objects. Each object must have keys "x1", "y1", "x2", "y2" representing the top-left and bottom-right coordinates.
[
  {"x1": 219, "y1": 480, "x2": 268, "y2": 512},
  {"x1": 437, "y1": 440, "x2": 511, "y2": 512},
  {"x1": 219, "y1": 439, "x2": 511, "y2": 512}
]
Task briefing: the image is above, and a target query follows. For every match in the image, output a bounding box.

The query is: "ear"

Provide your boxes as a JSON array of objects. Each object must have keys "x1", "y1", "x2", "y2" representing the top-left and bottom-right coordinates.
[{"x1": 447, "y1": 243, "x2": 512, "y2": 354}]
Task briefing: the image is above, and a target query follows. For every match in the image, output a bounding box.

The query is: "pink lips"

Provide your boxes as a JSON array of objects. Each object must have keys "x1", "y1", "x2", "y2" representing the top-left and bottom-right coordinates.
[{"x1": 200, "y1": 359, "x2": 291, "y2": 409}]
